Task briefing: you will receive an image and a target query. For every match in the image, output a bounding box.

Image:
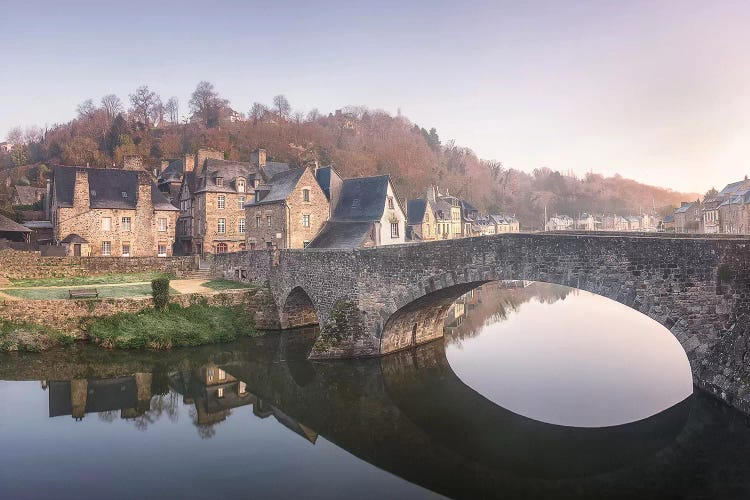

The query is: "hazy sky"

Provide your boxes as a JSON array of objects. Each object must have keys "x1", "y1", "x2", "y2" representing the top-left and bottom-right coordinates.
[{"x1": 2, "y1": 0, "x2": 749, "y2": 192}]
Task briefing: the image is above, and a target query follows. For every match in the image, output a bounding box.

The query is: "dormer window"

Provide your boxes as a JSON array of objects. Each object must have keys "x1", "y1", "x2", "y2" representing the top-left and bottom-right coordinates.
[
  {"x1": 237, "y1": 179, "x2": 245, "y2": 193},
  {"x1": 121, "y1": 191, "x2": 128, "y2": 199},
  {"x1": 216, "y1": 177, "x2": 224, "y2": 187},
  {"x1": 90, "y1": 190, "x2": 97, "y2": 197},
  {"x1": 352, "y1": 199, "x2": 360, "y2": 209}
]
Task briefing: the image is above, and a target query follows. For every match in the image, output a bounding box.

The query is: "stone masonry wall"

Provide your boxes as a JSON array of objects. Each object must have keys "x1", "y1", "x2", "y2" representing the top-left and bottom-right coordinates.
[
  {"x1": 211, "y1": 233, "x2": 750, "y2": 417},
  {"x1": 0, "y1": 250, "x2": 198, "y2": 280}
]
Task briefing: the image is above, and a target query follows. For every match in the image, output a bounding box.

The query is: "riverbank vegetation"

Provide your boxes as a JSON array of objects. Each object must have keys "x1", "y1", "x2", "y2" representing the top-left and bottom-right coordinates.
[
  {"x1": 0, "y1": 320, "x2": 75, "y2": 352},
  {"x1": 87, "y1": 303, "x2": 258, "y2": 349},
  {"x1": 202, "y1": 279, "x2": 258, "y2": 291},
  {"x1": 3, "y1": 283, "x2": 178, "y2": 300}
]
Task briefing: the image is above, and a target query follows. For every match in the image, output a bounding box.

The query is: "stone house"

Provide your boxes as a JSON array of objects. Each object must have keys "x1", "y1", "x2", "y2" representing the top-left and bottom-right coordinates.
[
  {"x1": 660, "y1": 214, "x2": 675, "y2": 232},
  {"x1": 243, "y1": 167, "x2": 329, "y2": 249},
  {"x1": 406, "y1": 198, "x2": 437, "y2": 241},
  {"x1": 50, "y1": 165, "x2": 178, "y2": 257},
  {"x1": 424, "y1": 186, "x2": 462, "y2": 238},
  {"x1": 308, "y1": 175, "x2": 406, "y2": 248},
  {"x1": 460, "y1": 200, "x2": 481, "y2": 237},
  {"x1": 0, "y1": 213, "x2": 31, "y2": 243},
  {"x1": 601, "y1": 214, "x2": 628, "y2": 231},
  {"x1": 490, "y1": 214, "x2": 520, "y2": 233},
  {"x1": 702, "y1": 196, "x2": 723, "y2": 234},
  {"x1": 545, "y1": 214, "x2": 574, "y2": 231},
  {"x1": 673, "y1": 201, "x2": 702, "y2": 233},
  {"x1": 624, "y1": 216, "x2": 641, "y2": 231},
  {"x1": 176, "y1": 148, "x2": 290, "y2": 254},
  {"x1": 574, "y1": 213, "x2": 595, "y2": 230},
  {"x1": 475, "y1": 217, "x2": 496, "y2": 236},
  {"x1": 705, "y1": 178, "x2": 750, "y2": 234}
]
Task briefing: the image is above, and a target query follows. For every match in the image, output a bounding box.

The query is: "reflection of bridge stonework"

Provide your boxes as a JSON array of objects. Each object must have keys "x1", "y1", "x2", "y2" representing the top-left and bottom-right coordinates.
[{"x1": 212, "y1": 233, "x2": 750, "y2": 413}]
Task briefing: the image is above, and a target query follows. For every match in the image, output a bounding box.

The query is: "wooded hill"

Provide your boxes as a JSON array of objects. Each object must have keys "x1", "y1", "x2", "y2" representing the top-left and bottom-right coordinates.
[{"x1": 1, "y1": 83, "x2": 697, "y2": 229}]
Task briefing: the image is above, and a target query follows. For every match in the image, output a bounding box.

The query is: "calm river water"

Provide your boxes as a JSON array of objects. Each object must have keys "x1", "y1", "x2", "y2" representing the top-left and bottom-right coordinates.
[{"x1": 1, "y1": 282, "x2": 750, "y2": 499}]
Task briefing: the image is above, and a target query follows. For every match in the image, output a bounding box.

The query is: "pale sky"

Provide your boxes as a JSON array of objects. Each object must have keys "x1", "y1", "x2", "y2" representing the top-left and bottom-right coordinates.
[{"x1": 2, "y1": 0, "x2": 749, "y2": 193}]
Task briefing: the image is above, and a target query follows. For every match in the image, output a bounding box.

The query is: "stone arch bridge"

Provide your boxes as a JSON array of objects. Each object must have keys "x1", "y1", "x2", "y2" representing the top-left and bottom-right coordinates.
[{"x1": 212, "y1": 233, "x2": 750, "y2": 413}]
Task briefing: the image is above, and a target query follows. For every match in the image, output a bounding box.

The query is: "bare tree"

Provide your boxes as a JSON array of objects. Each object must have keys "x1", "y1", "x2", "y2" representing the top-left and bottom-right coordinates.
[
  {"x1": 100, "y1": 94, "x2": 123, "y2": 120},
  {"x1": 6, "y1": 126, "x2": 24, "y2": 144},
  {"x1": 249, "y1": 102, "x2": 268, "y2": 124},
  {"x1": 306, "y1": 108, "x2": 321, "y2": 122},
  {"x1": 150, "y1": 96, "x2": 164, "y2": 127},
  {"x1": 129, "y1": 85, "x2": 159, "y2": 126},
  {"x1": 189, "y1": 81, "x2": 227, "y2": 127},
  {"x1": 165, "y1": 97, "x2": 179, "y2": 123},
  {"x1": 23, "y1": 126, "x2": 43, "y2": 144},
  {"x1": 76, "y1": 99, "x2": 96, "y2": 119},
  {"x1": 272, "y1": 94, "x2": 291, "y2": 119}
]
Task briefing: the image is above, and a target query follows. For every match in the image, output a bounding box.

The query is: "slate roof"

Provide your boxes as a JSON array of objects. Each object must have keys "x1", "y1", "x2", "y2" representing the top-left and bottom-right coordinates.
[
  {"x1": 674, "y1": 202, "x2": 695, "y2": 213},
  {"x1": 490, "y1": 214, "x2": 517, "y2": 225},
  {"x1": 53, "y1": 166, "x2": 178, "y2": 211},
  {"x1": 306, "y1": 221, "x2": 373, "y2": 249},
  {"x1": 662, "y1": 214, "x2": 675, "y2": 223},
  {"x1": 315, "y1": 166, "x2": 338, "y2": 200},
  {"x1": 60, "y1": 233, "x2": 89, "y2": 244},
  {"x1": 13, "y1": 185, "x2": 46, "y2": 205},
  {"x1": 264, "y1": 161, "x2": 292, "y2": 179},
  {"x1": 245, "y1": 168, "x2": 307, "y2": 206},
  {"x1": 332, "y1": 175, "x2": 391, "y2": 222},
  {"x1": 433, "y1": 199, "x2": 453, "y2": 221},
  {"x1": 0, "y1": 213, "x2": 31, "y2": 233},
  {"x1": 23, "y1": 220, "x2": 53, "y2": 229},
  {"x1": 720, "y1": 179, "x2": 749, "y2": 195},
  {"x1": 158, "y1": 159, "x2": 184, "y2": 183},
  {"x1": 407, "y1": 199, "x2": 427, "y2": 225}
]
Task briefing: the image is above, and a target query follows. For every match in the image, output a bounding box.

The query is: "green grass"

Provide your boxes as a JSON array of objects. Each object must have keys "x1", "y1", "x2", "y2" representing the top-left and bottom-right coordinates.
[
  {"x1": 3, "y1": 284, "x2": 179, "y2": 300},
  {"x1": 0, "y1": 320, "x2": 75, "y2": 352},
  {"x1": 202, "y1": 279, "x2": 259, "y2": 291},
  {"x1": 8, "y1": 272, "x2": 176, "y2": 288},
  {"x1": 87, "y1": 303, "x2": 258, "y2": 349}
]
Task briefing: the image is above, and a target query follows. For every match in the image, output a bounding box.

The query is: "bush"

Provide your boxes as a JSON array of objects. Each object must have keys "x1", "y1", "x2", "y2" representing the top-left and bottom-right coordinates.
[{"x1": 151, "y1": 276, "x2": 171, "y2": 310}]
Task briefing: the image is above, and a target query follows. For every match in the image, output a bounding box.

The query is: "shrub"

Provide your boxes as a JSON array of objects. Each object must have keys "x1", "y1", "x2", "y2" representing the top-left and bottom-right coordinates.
[{"x1": 151, "y1": 276, "x2": 171, "y2": 310}]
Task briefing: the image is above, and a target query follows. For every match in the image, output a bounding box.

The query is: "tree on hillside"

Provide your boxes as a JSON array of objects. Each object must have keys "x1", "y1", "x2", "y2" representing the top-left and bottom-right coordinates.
[
  {"x1": 306, "y1": 108, "x2": 321, "y2": 122},
  {"x1": 6, "y1": 126, "x2": 23, "y2": 145},
  {"x1": 76, "y1": 99, "x2": 96, "y2": 119},
  {"x1": 189, "y1": 81, "x2": 227, "y2": 128},
  {"x1": 165, "y1": 97, "x2": 179, "y2": 123},
  {"x1": 101, "y1": 94, "x2": 122, "y2": 120},
  {"x1": 705, "y1": 187, "x2": 718, "y2": 198},
  {"x1": 249, "y1": 102, "x2": 269, "y2": 124},
  {"x1": 129, "y1": 85, "x2": 159, "y2": 127},
  {"x1": 273, "y1": 95, "x2": 291, "y2": 119}
]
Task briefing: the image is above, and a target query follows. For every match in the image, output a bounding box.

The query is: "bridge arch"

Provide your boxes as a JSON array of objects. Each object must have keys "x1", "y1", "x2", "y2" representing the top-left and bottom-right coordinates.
[{"x1": 279, "y1": 286, "x2": 321, "y2": 330}]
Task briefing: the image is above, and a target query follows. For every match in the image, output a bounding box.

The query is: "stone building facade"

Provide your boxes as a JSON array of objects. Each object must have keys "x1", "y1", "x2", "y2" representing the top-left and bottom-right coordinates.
[
  {"x1": 176, "y1": 148, "x2": 290, "y2": 254},
  {"x1": 244, "y1": 167, "x2": 329, "y2": 249},
  {"x1": 406, "y1": 199, "x2": 437, "y2": 241},
  {"x1": 50, "y1": 166, "x2": 178, "y2": 257}
]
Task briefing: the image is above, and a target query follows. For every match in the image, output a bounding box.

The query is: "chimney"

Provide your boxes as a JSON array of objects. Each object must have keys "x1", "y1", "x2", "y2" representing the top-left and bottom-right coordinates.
[
  {"x1": 73, "y1": 169, "x2": 90, "y2": 211},
  {"x1": 123, "y1": 155, "x2": 145, "y2": 171},
  {"x1": 45, "y1": 178, "x2": 51, "y2": 219},
  {"x1": 195, "y1": 148, "x2": 224, "y2": 172},
  {"x1": 251, "y1": 148, "x2": 267, "y2": 168},
  {"x1": 184, "y1": 154, "x2": 195, "y2": 173}
]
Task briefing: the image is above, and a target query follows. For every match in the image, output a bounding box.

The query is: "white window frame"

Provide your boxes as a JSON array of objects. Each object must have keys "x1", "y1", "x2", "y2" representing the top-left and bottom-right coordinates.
[
  {"x1": 101, "y1": 217, "x2": 111, "y2": 231},
  {"x1": 267, "y1": 215, "x2": 272, "y2": 227},
  {"x1": 157, "y1": 243, "x2": 167, "y2": 257},
  {"x1": 238, "y1": 196, "x2": 245, "y2": 209},
  {"x1": 391, "y1": 222, "x2": 399, "y2": 238},
  {"x1": 237, "y1": 179, "x2": 245, "y2": 193},
  {"x1": 122, "y1": 241, "x2": 131, "y2": 257},
  {"x1": 217, "y1": 218, "x2": 226, "y2": 234},
  {"x1": 101, "y1": 241, "x2": 111, "y2": 256},
  {"x1": 217, "y1": 195, "x2": 225, "y2": 209},
  {"x1": 239, "y1": 218, "x2": 246, "y2": 233},
  {"x1": 302, "y1": 214, "x2": 310, "y2": 228},
  {"x1": 256, "y1": 215, "x2": 261, "y2": 228},
  {"x1": 158, "y1": 218, "x2": 167, "y2": 232},
  {"x1": 121, "y1": 217, "x2": 131, "y2": 232}
]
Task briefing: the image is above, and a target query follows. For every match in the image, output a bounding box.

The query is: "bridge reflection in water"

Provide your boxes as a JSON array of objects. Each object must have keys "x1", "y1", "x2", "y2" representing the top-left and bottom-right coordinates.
[{"x1": 2, "y1": 325, "x2": 747, "y2": 498}]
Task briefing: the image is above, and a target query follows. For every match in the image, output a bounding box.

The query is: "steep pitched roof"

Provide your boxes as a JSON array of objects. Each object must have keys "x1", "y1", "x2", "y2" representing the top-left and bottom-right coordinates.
[
  {"x1": 0, "y1": 213, "x2": 31, "y2": 233},
  {"x1": 245, "y1": 168, "x2": 307, "y2": 206},
  {"x1": 306, "y1": 221, "x2": 373, "y2": 249},
  {"x1": 264, "y1": 161, "x2": 292, "y2": 179},
  {"x1": 720, "y1": 179, "x2": 750, "y2": 195},
  {"x1": 158, "y1": 159, "x2": 184, "y2": 183},
  {"x1": 315, "y1": 165, "x2": 339, "y2": 200},
  {"x1": 53, "y1": 166, "x2": 178, "y2": 211},
  {"x1": 407, "y1": 199, "x2": 427, "y2": 225},
  {"x1": 13, "y1": 185, "x2": 46, "y2": 205},
  {"x1": 674, "y1": 202, "x2": 695, "y2": 213},
  {"x1": 332, "y1": 175, "x2": 391, "y2": 222}
]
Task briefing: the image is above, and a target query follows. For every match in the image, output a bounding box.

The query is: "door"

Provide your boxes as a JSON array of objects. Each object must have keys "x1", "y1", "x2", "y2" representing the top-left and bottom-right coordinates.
[{"x1": 73, "y1": 244, "x2": 81, "y2": 257}]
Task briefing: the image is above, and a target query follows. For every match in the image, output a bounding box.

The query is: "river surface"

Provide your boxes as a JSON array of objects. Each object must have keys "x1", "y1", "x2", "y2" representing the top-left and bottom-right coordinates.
[{"x1": 1, "y1": 282, "x2": 750, "y2": 499}]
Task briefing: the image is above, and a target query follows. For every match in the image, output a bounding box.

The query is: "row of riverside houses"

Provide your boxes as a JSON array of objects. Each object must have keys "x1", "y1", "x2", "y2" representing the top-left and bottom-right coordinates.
[
  {"x1": 544, "y1": 213, "x2": 661, "y2": 232},
  {"x1": 663, "y1": 176, "x2": 750, "y2": 234},
  {"x1": 10, "y1": 148, "x2": 516, "y2": 257}
]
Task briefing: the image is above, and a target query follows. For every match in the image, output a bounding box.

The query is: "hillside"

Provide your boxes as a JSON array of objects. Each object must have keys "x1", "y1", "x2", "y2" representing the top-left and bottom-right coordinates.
[{"x1": 0, "y1": 85, "x2": 698, "y2": 229}]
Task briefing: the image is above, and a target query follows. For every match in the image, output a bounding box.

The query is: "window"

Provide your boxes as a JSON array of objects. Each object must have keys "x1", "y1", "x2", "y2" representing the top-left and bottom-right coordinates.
[
  {"x1": 238, "y1": 196, "x2": 245, "y2": 209},
  {"x1": 302, "y1": 214, "x2": 310, "y2": 227},
  {"x1": 207, "y1": 368, "x2": 214, "y2": 382},
  {"x1": 391, "y1": 222, "x2": 399, "y2": 238},
  {"x1": 121, "y1": 217, "x2": 131, "y2": 232},
  {"x1": 303, "y1": 189, "x2": 310, "y2": 202},
  {"x1": 388, "y1": 196, "x2": 394, "y2": 209},
  {"x1": 255, "y1": 215, "x2": 261, "y2": 228},
  {"x1": 158, "y1": 218, "x2": 167, "y2": 232},
  {"x1": 267, "y1": 215, "x2": 272, "y2": 227},
  {"x1": 101, "y1": 217, "x2": 111, "y2": 231},
  {"x1": 216, "y1": 177, "x2": 224, "y2": 187},
  {"x1": 237, "y1": 179, "x2": 245, "y2": 193},
  {"x1": 266, "y1": 242, "x2": 274, "y2": 249},
  {"x1": 216, "y1": 243, "x2": 228, "y2": 253},
  {"x1": 217, "y1": 218, "x2": 226, "y2": 233},
  {"x1": 239, "y1": 218, "x2": 246, "y2": 233},
  {"x1": 352, "y1": 199, "x2": 360, "y2": 209},
  {"x1": 217, "y1": 387, "x2": 224, "y2": 398},
  {"x1": 249, "y1": 242, "x2": 256, "y2": 251},
  {"x1": 101, "y1": 241, "x2": 111, "y2": 256},
  {"x1": 303, "y1": 240, "x2": 310, "y2": 248},
  {"x1": 158, "y1": 242, "x2": 167, "y2": 257},
  {"x1": 218, "y1": 369, "x2": 226, "y2": 381},
  {"x1": 217, "y1": 195, "x2": 225, "y2": 209},
  {"x1": 121, "y1": 191, "x2": 128, "y2": 199},
  {"x1": 122, "y1": 241, "x2": 130, "y2": 257},
  {"x1": 239, "y1": 381, "x2": 247, "y2": 394},
  {"x1": 255, "y1": 191, "x2": 261, "y2": 202},
  {"x1": 239, "y1": 243, "x2": 246, "y2": 251}
]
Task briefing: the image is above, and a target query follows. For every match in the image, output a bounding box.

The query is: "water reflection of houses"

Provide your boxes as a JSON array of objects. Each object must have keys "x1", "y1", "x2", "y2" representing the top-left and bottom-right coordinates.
[
  {"x1": 444, "y1": 281, "x2": 533, "y2": 334},
  {"x1": 48, "y1": 374, "x2": 153, "y2": 420},
  {"x1": 168, "y1": 364, "x2": 317, "y2": 443}
]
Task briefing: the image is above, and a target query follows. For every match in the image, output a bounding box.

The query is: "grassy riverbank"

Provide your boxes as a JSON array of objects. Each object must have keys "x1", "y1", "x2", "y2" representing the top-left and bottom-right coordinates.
[
  {"x1": 87, "y1": 303, "x2": 259, "y2": 349},
  {"x1": 3, "y1": 283, "x2": 179, "y2": 300},
  {"x1": 8, "y1": 272, "x2": 176, "y2": 288},
  {"x1": 0, "y1": 320, "x2": 76, "y2": 352}
]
